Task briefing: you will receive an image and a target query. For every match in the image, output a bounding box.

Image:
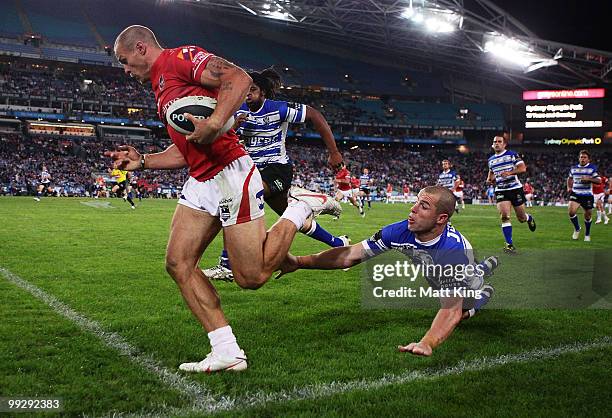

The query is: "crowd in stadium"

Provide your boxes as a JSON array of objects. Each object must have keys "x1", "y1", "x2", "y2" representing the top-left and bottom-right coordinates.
[{"x1": 1, "y1": 131, "x2": 608, "y2": 204}]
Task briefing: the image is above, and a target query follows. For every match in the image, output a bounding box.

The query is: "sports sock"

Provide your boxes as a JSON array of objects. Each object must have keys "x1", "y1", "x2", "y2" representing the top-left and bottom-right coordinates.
[
  {"x1": 596, "y1": 211, "x2": 602, "y2": 221},
  {"x1": 570, "y1": 215, "x2": 580, "y2": 231},
  {"x1": 501, "y1": 222, "x2": 513, "y2": 245},
  {"x1": 127, "y1": 196, "x2": 135, "y2": 207},
  {"x1": 281, "y1": 200, "x2": 311, "y2": 231},
  {"x1": 585, "y1": 219, "x2": 592, "y2": 236},
  {"x1": 208, "y1": 325, "x2": 242, "y2": 358},
  {"x1": 220, "y1": 249, "x2": 231, "y2": 269},
  {"x1": 304, "y1": 220, "x2": 344, "y2": 247}
]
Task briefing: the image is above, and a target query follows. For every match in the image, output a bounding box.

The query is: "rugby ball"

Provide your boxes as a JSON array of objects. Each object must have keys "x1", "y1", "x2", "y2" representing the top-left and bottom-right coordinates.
[{"x1": 165, "y1": 96, "x2": 234, "y2": 135}]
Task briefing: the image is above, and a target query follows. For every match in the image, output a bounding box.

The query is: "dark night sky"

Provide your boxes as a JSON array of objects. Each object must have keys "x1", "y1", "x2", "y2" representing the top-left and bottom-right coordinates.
[{"x1": 491, "y1": 0, "x2": 609, "y2": 51}]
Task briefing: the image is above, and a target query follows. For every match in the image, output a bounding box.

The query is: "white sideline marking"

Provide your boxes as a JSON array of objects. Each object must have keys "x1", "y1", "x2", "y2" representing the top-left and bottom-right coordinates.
[
  {"x1": 80, "y1": 201, "x2": 116, "y2": 209},
  {"x1": 212, "y1": 335, "x2": 612, "y2": 413},
  {"x1": 0, "y1": 267, "x2": 215, "y2": 409}
]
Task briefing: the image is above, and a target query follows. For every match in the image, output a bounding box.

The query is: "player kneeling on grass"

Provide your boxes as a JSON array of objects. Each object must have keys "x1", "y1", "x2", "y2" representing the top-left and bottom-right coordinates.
[{"x1": 277, "y1": 185, "x2": 499, "y2": 356}]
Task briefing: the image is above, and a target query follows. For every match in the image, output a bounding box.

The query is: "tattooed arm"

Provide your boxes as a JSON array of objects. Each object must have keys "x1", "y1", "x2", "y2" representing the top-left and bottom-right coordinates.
[{"x1": 184, "y1": 57, "x2": 252, "y2": 144}]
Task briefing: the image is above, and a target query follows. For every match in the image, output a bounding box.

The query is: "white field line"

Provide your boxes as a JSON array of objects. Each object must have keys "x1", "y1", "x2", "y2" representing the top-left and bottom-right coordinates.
[
  {"x1": 0, "y1": 267, "x2": 215, "y2": 410},
  {"x1": 3, "y1": 267, "x2": 610, "y2": 417}
]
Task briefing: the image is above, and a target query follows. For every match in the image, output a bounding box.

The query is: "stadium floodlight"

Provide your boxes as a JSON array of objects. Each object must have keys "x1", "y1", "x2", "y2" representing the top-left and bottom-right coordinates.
[
  {"x1": 400, "y1": 3, "x2": 460, "y2": 34},
  {"x1": 483, "y1": 33, "x2": 552, "y2": 69}
]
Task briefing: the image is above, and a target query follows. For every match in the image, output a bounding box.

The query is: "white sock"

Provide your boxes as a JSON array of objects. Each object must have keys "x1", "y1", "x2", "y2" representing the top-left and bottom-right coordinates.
[
  {"x1": 597, "y1": 211, "x2": 602, "y2": 221},
  {"x1": 281, "y1": 200, "x2": 311, "y2": 231},
  {"x1": 208, "y1": 325, "x2": 242, "y2": 358}
]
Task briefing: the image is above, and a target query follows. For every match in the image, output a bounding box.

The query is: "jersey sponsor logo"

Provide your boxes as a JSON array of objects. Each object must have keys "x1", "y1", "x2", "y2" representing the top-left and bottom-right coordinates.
[
  {"x1": 158, "y1": 74, "x2": 165, "y2": 91},
  {"x1": 288, "y1": 102, "x2": 301, "y2": 110},
  {"x1": 177, "y1": 47, "x2": 197, "y2": 61}
]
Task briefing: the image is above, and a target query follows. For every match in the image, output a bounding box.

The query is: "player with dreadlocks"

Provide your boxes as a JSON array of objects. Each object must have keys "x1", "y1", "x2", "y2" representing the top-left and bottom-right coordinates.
[{"x1": 203, "y1": 67, "x2": 350, "y2": 281}]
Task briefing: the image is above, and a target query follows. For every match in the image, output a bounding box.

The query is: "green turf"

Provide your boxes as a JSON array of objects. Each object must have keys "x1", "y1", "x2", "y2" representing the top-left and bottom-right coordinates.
[{"x1": 0, "y1": 196, "x2": 610, "y2": 416}]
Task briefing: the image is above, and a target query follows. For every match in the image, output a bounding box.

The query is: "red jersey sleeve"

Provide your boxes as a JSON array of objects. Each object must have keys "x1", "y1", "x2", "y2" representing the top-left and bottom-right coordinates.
[{"x1": 171, "y1": 46, "x2": 215, "y2": 85}]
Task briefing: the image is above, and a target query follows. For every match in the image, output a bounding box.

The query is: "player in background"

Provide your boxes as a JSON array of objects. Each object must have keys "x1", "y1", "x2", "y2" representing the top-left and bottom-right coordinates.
[
  {"x1": 454, "y1": 174, "x2": 466, "y2": 210},
  {"x1": 359, "y1": 168, "x2": 373, "y2": 209},
  {"x1": 277, "y1": 186, "x2": 499, "y2": 357},
  {"x1": 487, "y1": 136, "x2": 536, "y2": 254},
  {"x1": 204, "y1": 68, "x2": 348, "y2": 281},
  {"x1": 350, "y1": 175, "x2": 361, "y2": 205},
  {"x1": 567, "y1": 150, "x2": 601, "y2": 241},
  {"x1": 437, "y1": 160, "x2": 459, "y2": 213},
  {"x1": 334, "y1": 163, "x2": 364, "y2": 217},
  {"x1": 523, "y1": 180, "x2": 534, "y2": 208},
  {"x1": 593, "y1": 173, "x2": 609, "y2": 224},
  {"x1": 403, "y1": 183, "x2": 410, "y2": 203},
  {"x1": 110, "y1": 168, "x2": 136, "y2": 209},
  {"x1": 607, "y1": 177, "x2": 612, "y2": 215},
  {"x1": 107, "y1": 25, "x2": 340, "y2": 373},
  {"x1": 34, "y1": 164, "x2": 53, "y2": 201},
  {"x1": 385, "y1": 183, "x2": 393, "y2": 204},
  {"x1": 486, "y1": 185, "x2": 495, "y2": 204},
  {"x1": 130, "y1": 173, "x2": 142, "y2": 202},
  {"x1": 593, "y1": 175, "x2": 610, "y2": 225}
]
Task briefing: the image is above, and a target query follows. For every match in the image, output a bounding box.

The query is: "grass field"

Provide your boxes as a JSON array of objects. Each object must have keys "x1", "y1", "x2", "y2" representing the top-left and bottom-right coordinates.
[{"x1": 1, "y1": 196, "x2": 611, "y2": 417}]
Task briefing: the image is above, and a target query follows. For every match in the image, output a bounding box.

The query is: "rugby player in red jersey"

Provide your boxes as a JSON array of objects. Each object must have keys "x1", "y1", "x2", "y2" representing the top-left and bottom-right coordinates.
[
  {"x1": 593, "y1": 174, "x2": 609, "y2": 224},
  {"x1": 105, "y1": 25, "x2": 340, "y2": 373},
  {"x1": 333, "y1": 163, "x2": 364, "y2": 217}
]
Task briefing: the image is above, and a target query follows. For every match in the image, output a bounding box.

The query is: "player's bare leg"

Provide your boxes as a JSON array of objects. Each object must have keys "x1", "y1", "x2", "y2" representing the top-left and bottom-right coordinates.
[
  {"x1": 349, "y1": 195, "x2": 365, "y2": 217},
  {"x1": 568, "y1": 201, "x2": 582, "y2": 240},
  {"x1": 224, "y1": 215, "x2": 305, "y2": 289},
  {"x1": 166, "y1": 205, "x2": 226, "y2": 330},
  {"x1": 166, "y1": 205, "x2": 249, "y2": 372}
]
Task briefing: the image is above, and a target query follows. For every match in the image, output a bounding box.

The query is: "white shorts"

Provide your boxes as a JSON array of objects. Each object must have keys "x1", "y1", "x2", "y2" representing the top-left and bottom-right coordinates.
[
  {"x1": 178, "y1": 156, "x2": 265, "y2": 227},
  {"x1": 453, "y1": 191, "x2": 464, "y2": 199},
  {"x1": 525, "y1": 193, "x2": 534, "y2": 200},
  {"x1": 594, "y1": 193, "x2": 605, "y2": 202},
  {"x1": 338, "y1": 189, "x2": 354, "y2": 199}
]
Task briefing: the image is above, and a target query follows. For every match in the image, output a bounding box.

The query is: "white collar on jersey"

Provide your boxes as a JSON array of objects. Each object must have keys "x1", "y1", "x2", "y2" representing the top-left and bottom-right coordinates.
[{"x1": 414, "y1": 231, "x2": 443, "y2": 246}]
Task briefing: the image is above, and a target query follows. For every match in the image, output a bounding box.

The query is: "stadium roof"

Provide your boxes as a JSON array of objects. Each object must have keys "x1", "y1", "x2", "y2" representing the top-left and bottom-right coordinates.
[{"x1": 179, "y1": 0, "x2": 612, "y2": 90}]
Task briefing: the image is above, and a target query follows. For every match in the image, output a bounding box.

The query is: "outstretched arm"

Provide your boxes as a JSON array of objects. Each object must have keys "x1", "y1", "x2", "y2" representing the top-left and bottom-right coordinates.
[
  {"x1": 104, "y1": 144, "x2": 187, "y2": 171},
  {"x1": 399, "y1": 296, "x2": 463, "y2": 356},
  {"x1": 277, "y1": 243, "x2": 366, "y2": 279}
]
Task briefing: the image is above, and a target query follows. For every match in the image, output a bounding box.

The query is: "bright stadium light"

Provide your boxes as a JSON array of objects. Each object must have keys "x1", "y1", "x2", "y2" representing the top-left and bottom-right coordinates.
[
  {"x1": 483, "y1": 33, "x2": 553, "y2": 70},
  {"x1": 400, "y1": 4, "x2": 460, "y2": 34}
]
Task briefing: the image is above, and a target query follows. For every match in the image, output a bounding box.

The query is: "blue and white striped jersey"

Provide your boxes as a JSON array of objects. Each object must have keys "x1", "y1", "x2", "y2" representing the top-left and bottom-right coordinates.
[
  {"x1": 40, "y1": 170, "x2": 51, "y2": 184},
  {"x1": 569, "y1": 163, "x2": 599, "y2": 196},
  {"x1": 437, "y1": 170, "x2": 457, "y2": 190},
  {"x1": 235, "y1": 99, "x2": 306, "y2": 167},
  {"x1": 359, "y1": 174, "x2": 371, "y2": 188},
  {"x1": 362, "y1": 220, "x2": 478, "y2": 290},
  {"x1": 488, "y1": 150, "x2": 524, "y2": 191}
]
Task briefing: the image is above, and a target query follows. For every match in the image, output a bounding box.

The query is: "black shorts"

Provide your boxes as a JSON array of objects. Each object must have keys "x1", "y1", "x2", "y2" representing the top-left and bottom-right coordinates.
[
  {"x1": 495, "y1": 188, "x2": 525, "y2": 207},
  {"x1": 116, "y1": 180, "x2": 127, "y2": 193},
  {"x1": 259, "y1": 163, "x2": 293, "y2": 196},
  {"x1": 360, "y1": 187, "x2": 371, "y2": 195},
  {"x1": 569, "y1": 193, "x2": 594, "y2": 210},
  {"x1": 40, "y1": 182, "x2": 52, "y2": 189}
]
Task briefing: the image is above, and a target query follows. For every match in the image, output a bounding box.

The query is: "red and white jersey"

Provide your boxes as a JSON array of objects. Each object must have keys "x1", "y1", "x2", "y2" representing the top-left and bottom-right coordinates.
[
  {"x1": 335, "y1": 168, "x2": 351, "y2": 191},
  {"x1": 592, "y1": 176, "x2": 607, "y2": 195},
  {"x1": 455, "y1": 180, "x2": 465, "y2": 192},
  {"x1": 350, "y1": 176, "x2": 361, "y2": 190},
  {"x1": 150, "y1": 46, "x2": 247, "y2": 181},
  {"x1": 386, "y1": 183, "x2": 393, "y2": 193},
  {"x1": 523, "y1": 183, "x2": 534, "y2": 194}
]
